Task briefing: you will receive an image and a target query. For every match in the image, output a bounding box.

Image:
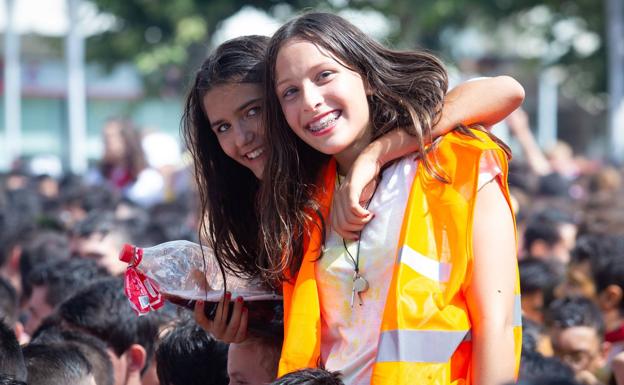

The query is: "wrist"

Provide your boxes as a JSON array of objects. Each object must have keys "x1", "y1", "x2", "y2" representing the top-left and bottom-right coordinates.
[{"x1": 361, "y1": 141, "x2": 386, "y2": 169}]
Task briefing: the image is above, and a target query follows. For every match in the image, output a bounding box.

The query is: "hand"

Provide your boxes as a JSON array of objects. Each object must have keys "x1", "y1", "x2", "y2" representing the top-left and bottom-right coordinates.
[
  {"x1": 332, "y1": 152, "x2": 379, "y2": 240},
  {"x1": 194, "y1": 292, "x2": 248, "y2": 343},
  {"x1": 576, "y1": 370, "x2": 605, "y2": 385}
]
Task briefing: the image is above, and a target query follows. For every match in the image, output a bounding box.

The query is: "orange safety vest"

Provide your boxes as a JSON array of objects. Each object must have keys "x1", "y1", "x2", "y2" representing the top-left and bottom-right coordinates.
[{"x1": 279, "y1": 129, "x2": 522, "y2": 384}]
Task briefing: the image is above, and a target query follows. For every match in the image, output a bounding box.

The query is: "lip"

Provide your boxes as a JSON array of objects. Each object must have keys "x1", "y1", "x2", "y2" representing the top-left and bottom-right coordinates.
[
  {"x1": 244, "y1": 146, "x2": 264, "y2": 161},
  {"x1": 304, "y1": 110, "x2": 341, "y2": 137}
]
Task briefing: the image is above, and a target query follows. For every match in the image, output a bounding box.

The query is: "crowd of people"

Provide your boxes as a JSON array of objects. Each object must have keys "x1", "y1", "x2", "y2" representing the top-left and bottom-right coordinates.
[{"x1": 0, "y1": 10, "x2": 623, "y2": 385}]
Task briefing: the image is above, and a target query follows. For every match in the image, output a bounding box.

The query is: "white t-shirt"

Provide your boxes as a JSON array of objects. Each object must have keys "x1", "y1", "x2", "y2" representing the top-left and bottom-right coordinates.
[{"x1": 316, "y1": 152, "x2": 502, "y2": 385}]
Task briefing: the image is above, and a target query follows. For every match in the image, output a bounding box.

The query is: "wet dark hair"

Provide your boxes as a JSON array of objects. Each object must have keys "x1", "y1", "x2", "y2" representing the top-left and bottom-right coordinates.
[
  {"x1": 22, "y1": 343, "x2": 93, "y2": 385},
  {"x1": 270, "y1": 368, "x2": 344, "y2": 385},
  {"x1": 182, "y1": 35, "x2": 270, "y2": 281},
  {"x1": 258, "y1": 12, "x2": 448, "y2": 281},
  {"x1": 546, "y1": 296, "x2": 605, "y2": 337},
  {"x1": 155, "y1": 319, "x2": 229, "y2": 385}
]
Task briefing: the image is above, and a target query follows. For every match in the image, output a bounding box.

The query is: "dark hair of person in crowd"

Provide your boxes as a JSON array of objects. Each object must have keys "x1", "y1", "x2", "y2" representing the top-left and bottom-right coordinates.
[
  {"x1": 0, "y1": 375, "x2": 27, "y2": 385},
  {"x1": 269, "y1": 368, "x2": 344, "y2": 385},
  {"x1": 0, "y1": 321, "x2": 27, "y2": 382},
  {"x1": 25, "y1": 258, "x2": 110, "y2": 303},
  {"x1": 0, "y1": 277, "x2": 18, "y2": 327},
  {"x1": 519, "y1": 258, "x2": 560, "y2": 324},
  {"x1": 181, "y1": 35, "x2": 268, "y2": 280},
  {"x1": 591, "y1": 235, "x2": 624, "y2": 314},
  {"x1": 30, "y1": 327, "x2": 114, "y2": 385},
  {"x1": 54, "y1": 277, "x2": 160, "y2": 376},
  {"x1": 520, "y1": 316, "x2": 542, "y2": 355},
  {"x1": 19, "y1": 230, "x2": 71, "y2": 296},
  {"x1": 517, "y1": 350, "x2": 577, "y2": 384},
  {"x1": 22, "y1": 343, "x2": 94, "y2": 385},
  {"x1": 155, "y1": 319, "x2": 229, "y2": 385},
  {"x1": 547, "y1": 296, "x2": 606, "y2": 337}
]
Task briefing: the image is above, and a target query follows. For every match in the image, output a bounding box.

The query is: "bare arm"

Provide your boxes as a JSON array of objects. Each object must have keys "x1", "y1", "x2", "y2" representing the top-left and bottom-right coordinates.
[
  {"x1": 333, "y1": 76, "x2": 525, "y2": 239},
  {"x1": 466, "y1": 179, "x2": 517, "y2": 385},
  {"x1": 505, "y1": 108, "x2": 552, "y2": 176}
]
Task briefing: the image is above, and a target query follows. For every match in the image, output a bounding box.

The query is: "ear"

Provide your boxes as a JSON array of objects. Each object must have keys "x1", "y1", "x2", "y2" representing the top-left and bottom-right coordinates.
[
  {"x1": 529, "y1": 240, "x2": 548, "y2": 258},
  {"x1": 126, "y1": 344, "x2": 146, "y2": 373},
  {"x1": 600, "y1": 285, "x2": 623, "y2": 310},
  {"x1": 14, "y1": 321, "x2": 29, "y2": 344},
  {"x1": 9, "y1": 245, "x2": 22, "y2": 270}
]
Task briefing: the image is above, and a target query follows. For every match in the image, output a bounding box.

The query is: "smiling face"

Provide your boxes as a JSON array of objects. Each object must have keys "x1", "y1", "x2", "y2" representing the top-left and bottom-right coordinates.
[
  {"x1": 203, "y1": 83, "x2": 265, "y2": 179},
  {"x1": 274, "y1": 39, "x2": 372, "y2": 173}
]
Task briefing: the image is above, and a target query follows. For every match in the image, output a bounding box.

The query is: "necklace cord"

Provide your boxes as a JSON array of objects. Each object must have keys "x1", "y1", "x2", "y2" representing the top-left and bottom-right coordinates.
[{"x1": 337, "y1": 174, "x2": 381, "y2": 275}]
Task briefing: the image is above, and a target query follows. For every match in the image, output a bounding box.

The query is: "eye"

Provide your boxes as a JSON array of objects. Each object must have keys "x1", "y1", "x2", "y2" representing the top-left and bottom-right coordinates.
[
  {"x1": 246, "y1": 106, "x2": 260, "y2": 118},
  {"x1": 282, "y1": 87, "x2": 297, "y2": 100},
  {"x1": 215, "y1": 123, "x2": 230, "y2": 133},
  {"x1": 317, "y1": 70, "x2": 334, "y2": 81}
]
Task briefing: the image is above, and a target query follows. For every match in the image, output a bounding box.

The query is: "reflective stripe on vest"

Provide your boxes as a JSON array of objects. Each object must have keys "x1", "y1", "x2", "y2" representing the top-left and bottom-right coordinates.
[
  {"x1": 398, "y1": 245, "x2": 452, "y2": 282},
  {"x1": 376, "y1": 329, "x2": 469, "y2": 363}
]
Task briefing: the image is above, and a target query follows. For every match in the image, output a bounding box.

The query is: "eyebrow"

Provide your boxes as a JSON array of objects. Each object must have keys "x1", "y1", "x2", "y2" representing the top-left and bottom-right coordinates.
[
  {"x1": 210, "y1": 97, "x2": 262, "y2": 130},
  {"x1": 275, "y1": 61, "x2": 336, "y2": 88}
]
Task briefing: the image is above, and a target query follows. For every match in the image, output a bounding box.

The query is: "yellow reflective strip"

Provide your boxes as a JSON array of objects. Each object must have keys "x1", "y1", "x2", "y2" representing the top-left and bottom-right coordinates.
[
  {"x1": 398, "y1": 245, "x2": 451, "y2": 282},
  {"x1": 376, "y1": 329, "x2": 469, "y2": 363}
]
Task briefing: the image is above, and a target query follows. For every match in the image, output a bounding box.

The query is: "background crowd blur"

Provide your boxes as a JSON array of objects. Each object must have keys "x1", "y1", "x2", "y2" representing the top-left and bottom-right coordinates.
[{"x1": 1, "y1": 1, "x2": 624, "y2": 385}]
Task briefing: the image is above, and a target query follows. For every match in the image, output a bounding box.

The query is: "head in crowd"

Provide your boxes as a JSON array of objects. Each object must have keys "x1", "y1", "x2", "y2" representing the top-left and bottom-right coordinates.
[
  {"x1": 561, "y1": 233, "x2": 623, "y2": 300},
  {"x1": 269, "y1": 368, "x2": 344, "y2": 385},
  {"x1": 31, "y1": 328, "x2": 114, "y2": 385},
  {"x1": 53, "y1": 277, "x2": 160, "y2": 385},
  {"x1": 99, "y1": 118, "x2": 147, "y2": 189},
  {"x1": 546, "y1": 296, "x2": 609, "y2": 376},
  {"x1": 72, "y1": 210, "x2": 134, "y2": 275},
  {"x1": 182, "y1": 35, "x2": 268, "y2": 279},
  {"x1": 0, "y1": 321, "x2": 27, "y2": 382},
  {"x1": 590, "y1": 235, "x2": 624, "y2": 341},
  {"x1": 228, "y1": 334, "x2": 282, "y2": 385},
  {"x1": 155, "y1": 319, "x2": 228, "y2": 385},
  {"x1": 523, "y1": 208, "x2": 577, "y2": 266},
  {"x1": 517, "y1": 350, "x2": 577, "y2": 384},
  {"x1": 519, "y1": 258, "x2": 560, "y2": 325},
  {"x1": 23, "y1": 258, "x2": 110, "y2": 335},
  {"x1": 22, "y1": 343, "x2": 96, "y2": 385},
  {"x1": 19, "y1": 230, "x2": 71, "y2": 296}
]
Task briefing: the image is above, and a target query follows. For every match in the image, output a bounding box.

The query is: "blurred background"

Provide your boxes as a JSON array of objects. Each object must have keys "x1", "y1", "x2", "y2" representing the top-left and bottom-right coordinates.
[{"x1": 0, "y1": 0, "x2": 622, "y2": 174}]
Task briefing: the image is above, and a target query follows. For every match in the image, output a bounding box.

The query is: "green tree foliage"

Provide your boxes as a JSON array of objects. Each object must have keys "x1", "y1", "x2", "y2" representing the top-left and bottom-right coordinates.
[{"x1": 89, "y1": 0, "x2": 606, "y2": 98}]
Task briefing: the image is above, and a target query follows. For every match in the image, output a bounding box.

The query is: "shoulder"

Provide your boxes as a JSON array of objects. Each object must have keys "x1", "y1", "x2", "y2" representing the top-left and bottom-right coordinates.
[{"x1": 423, "y1": 128, "x2": 509, "y2": 186}]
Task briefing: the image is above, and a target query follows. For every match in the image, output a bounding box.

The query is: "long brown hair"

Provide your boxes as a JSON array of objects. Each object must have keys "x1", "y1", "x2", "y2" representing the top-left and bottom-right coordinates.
[
  {"x1": 258, "y1": 12, "x2": 449, "y2": 282},
  {"x1": 181, "y1": 35, "x2": 269, "y2": 280}
]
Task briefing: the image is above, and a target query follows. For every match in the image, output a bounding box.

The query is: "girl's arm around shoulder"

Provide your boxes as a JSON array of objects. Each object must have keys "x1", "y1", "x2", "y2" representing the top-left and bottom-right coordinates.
[
  {"x1": 466, "y1": 178, "x2": 517, "y2": 385},
  {"x1": 332, "y1": 76, "x2": 525, "y2": 240}
]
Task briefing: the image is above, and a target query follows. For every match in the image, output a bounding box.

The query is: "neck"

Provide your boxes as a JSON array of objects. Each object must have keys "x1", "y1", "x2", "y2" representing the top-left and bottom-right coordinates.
[
  {"x1": 335, "y1": 124, "x2": 373, "y2": 175},
  {"x1": 604, "y1": 309, "x2": 624, "y2": 333}
]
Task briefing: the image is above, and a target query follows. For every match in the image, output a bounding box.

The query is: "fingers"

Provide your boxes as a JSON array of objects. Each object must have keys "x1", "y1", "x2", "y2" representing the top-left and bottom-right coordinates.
[
  {"x1": 233, "y1": 307, "x2": 248, "y2": 343},
  {"x1": 222, "y1": 296, "x2": 245, "y2": 342},
  {"x1": 194, "y1": 293, "x2": 248, "y2": 344},
  {"x1": 194, "y1": 300, "x2": 213, "y2": 331}
]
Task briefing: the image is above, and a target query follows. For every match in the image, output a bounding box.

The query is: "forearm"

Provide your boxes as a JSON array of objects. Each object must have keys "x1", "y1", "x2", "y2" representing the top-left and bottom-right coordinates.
[
  {"x1": 434, "y1": 75, "x2": 525, "y2": 136},
  {"x1": 471, "y1": 321, "x2": 516, "y2": 385},
  {"x1": 361, "y1": 76, "x2": 525, "y2": 168}
]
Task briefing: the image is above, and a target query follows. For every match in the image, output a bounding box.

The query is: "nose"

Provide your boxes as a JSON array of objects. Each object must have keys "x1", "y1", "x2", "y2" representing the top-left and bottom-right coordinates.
[
  {"x1": 301, "y1": 82, "x2": 323, "y2": 112},
  {"x1": 234, "y1": 123, "x2": 254, "y2": 148}
]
